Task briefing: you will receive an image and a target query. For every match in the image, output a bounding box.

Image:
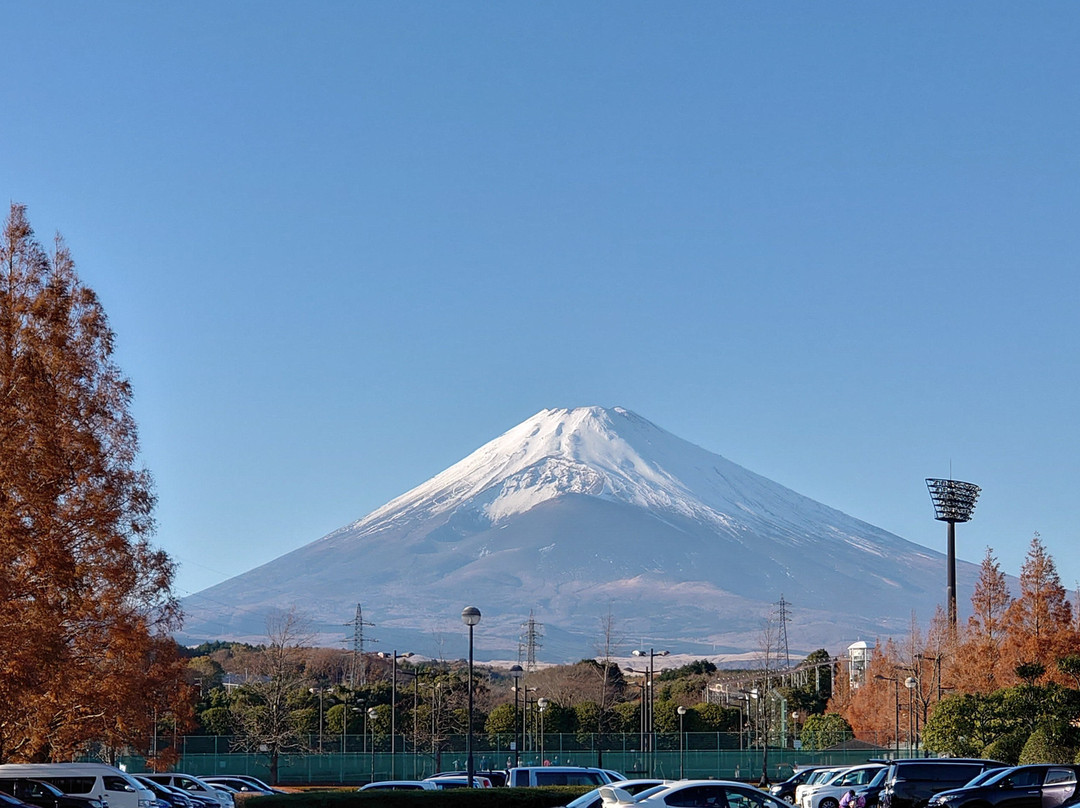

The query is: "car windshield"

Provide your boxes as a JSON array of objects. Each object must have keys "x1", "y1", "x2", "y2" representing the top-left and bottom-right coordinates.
[
  {"x1": 977, "y1": 769, "x2": 1016, "y2": 787},
  {"x1": 866, "y1": 769, "x2": 888, "y2": 788}
]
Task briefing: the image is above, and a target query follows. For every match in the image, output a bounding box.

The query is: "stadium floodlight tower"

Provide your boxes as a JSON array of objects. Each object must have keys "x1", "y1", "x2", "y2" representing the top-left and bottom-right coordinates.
[{"x1": 926, "y1": 478, "x2": 981, "y2": 628}]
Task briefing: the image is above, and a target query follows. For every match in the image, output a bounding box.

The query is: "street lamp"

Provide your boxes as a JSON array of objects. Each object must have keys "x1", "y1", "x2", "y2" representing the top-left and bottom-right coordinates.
[
  {"x1": 510, "y1": 665, "x2": 524, "y2": 766},
  {"x1": 308, "y1": 686, "x2": 330, "y2": 754},
  {"x1": 367, "y1": 707, "x2": 378, "y2": 783},
  {"x1": 905, "y1": 676, "x2": 918, "y2": 756},
  {"x1": 677, "y1": 706, "x2": 687, "y2": 778},
  {"x1": 875, "y1": 674, "x2": 901, "y2": 757},
  {"x1": 462, "y1": 606, "x2": 482, "y2": 787},
  {"x1": 378, "y1": 650, "x2": 414, "y2": 779},
  {"x1": 632, "y1": 648, "x2": 669, "y2": 774},
  {"x1": 537, "y1": 697, "x2": 549, "y2": 763},
  {"x1": 926, "y1": 478, "x2": 981, "y2": 628}
]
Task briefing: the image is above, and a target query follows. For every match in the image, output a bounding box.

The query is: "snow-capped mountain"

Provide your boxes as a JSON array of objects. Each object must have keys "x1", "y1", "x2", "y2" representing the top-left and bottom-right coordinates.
[{"x1": 179, "y1": 406, "x2": 976, "y2": 661}]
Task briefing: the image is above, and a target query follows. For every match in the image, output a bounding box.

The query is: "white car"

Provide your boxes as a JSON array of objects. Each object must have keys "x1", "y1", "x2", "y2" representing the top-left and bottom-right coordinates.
[
  {"x1": 358, "y1": 780, "x2": 437, "y2": 791},
  {"x1": 565, "y1": 779, "x2": 669, "y2": 808},
  {"x1": 795, "y1": 768, "x2": 846, "y2": 807},
  {"x1": 423, "y1": 775, "x2": 492, "y2": 788},
  {"x1": 600, "y1": 779, "x2": 792, "y2": 808},
  {"x1": 802, "y1": 766, "x2": 886, "y2": 808}
]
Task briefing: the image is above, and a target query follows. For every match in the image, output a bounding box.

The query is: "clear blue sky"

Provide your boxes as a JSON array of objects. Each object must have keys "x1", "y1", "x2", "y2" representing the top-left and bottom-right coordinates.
[{"x1": 3, "y1": 4, "x2": 1078, "y2": 611}]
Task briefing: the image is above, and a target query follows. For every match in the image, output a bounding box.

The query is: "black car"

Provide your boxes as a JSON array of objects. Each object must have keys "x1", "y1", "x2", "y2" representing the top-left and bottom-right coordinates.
[
  {"x1": 881, "y1": 759, "x2": 1006, "y2": 808},
  {"x1": 926, "y1": 765, "x2": 1079, "y2": 808},
  {"x1": 0, "y1": 781, "x2": 102, "y2": 808},
  {"x1": 132, "y1": 778, "x2": 191, "y2": 808},
  {"x1": 856, "y1": 766, "x2": 892, "y2": 808},
  {"x1": 772, "y1": 768, "x2": 829, "y2": 804}
]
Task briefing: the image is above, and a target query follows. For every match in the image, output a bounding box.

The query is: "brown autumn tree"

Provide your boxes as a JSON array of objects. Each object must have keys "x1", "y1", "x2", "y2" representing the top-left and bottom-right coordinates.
[
  {"x1": 0, "y1": 203, "x2": 184, "y2": 762},
  {"x1": 952, "y1": 547, "x2": 1012, "y2": 692},
  {"x1": 999, "y1": 534, "x2": 1076, "y2": 681}
]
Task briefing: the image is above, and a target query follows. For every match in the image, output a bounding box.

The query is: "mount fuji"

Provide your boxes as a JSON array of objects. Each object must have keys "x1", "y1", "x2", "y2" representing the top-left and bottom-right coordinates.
[{"x1": 178, "y1": 406, "x2": 976, "y2": 661}]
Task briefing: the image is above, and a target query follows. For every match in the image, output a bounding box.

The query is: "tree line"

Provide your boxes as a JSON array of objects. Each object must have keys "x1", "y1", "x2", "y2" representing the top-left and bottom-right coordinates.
[{"x1": 829, "y1": 534, "x2": 1080, "y2": 763}]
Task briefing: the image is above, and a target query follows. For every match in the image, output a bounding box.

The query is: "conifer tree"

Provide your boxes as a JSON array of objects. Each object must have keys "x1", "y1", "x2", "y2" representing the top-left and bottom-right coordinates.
[
  {"x1": 953, "y1": 548, "x2": 1012, "y2": 692},
  {"x1": 1001, "y1": 534, "x2": 1075, "y2": 680},
  {"x1": 0, "y1": 204, "x2": 183, "y2": 761}
]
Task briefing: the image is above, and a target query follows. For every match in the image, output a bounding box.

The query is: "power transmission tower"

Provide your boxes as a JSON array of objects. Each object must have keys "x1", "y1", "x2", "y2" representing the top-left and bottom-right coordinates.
[
  {"x1": 519, "y1": 611, "x2": 543, "y2": 671},
  {"x1": 776, "y1": 595, "x2": 791, "y2": 670},
  {"x1": 344, "y1": 604, "x2": 376, "y2": 687}
]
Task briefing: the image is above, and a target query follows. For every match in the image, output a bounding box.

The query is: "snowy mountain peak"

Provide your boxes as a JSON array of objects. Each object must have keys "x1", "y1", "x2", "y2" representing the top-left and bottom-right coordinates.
[{"x1": 350, "y1": 406, "x2": 719, "y2": 532}]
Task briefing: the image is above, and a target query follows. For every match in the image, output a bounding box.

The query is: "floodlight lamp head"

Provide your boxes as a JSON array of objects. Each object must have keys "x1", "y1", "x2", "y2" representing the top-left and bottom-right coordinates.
[{"x1": 926, "y1": 478, "x2": 980, "y2": 523}]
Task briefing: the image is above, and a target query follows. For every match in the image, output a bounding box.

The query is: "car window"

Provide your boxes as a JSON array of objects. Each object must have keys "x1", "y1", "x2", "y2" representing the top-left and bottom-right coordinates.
[
  {"x1": 1005, "y1": 770, "x2": 1041, "y2": 788},
  {"x1": 42, "y1": 778, "x2": 96, "y2": 795},
  {"x1": 103, "y1": 777, "x2": 135, "y2": 792},
  {"x1": 1045, "y1": 770, "x2": 1076, "y2": 786}
]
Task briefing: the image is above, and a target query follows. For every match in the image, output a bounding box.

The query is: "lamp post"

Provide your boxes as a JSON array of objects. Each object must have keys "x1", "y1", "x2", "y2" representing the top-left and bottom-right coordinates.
[
  {"x1": 632, "y1": 648, "x2": 669, "y2": 772},
  {"x1": 624, "y1": 668, "x2": 649, "y2": 766},
  {"x1": 510, "y1": 665, "x2": 524, "y2": 766},
  {"x1": 462, "y1": 606, "x2": 482, "y2": 788},
  {"x1": 875, "y1": 674, "x2": 901, "y2": 757},
  {"x1": 378, "y1": 650, "x2": 414, "y2": 779},
  {"x1": 537, "y1": 697, "x2": 549, "y2": 763},
  {"x1": 926, "y1": 478, "x2": 981, "y2": 628},
  {"x1": 905, "y1": 676, "x2": 918, "y2": 756},
  {"x1": 677, "y1": 706, "x2": 687, "y2": 778},
  {"x1": 367, "y1": 707, "x2": 378, "y2": 783}
]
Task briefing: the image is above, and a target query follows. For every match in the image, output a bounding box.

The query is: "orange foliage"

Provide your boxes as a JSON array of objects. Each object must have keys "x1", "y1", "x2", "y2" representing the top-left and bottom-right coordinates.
[{"x1": 0, "y1": 204, "x2": 190, "y2": 761}]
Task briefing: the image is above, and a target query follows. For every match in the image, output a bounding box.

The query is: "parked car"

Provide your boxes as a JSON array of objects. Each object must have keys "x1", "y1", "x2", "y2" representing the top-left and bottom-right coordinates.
[
  {"x1": 427, "y1": 771, "x2": 507, "y2": 787},
  {"x1": 881, "y1": 759, "x2": 1006, "y2": 808},
  {"x1": 198, "y1": 779, "x2": 278, "y2": 796},
  {"x1": 422, "y1": 776, "x2": 491, "y2": 789},
  {"x1": 203, "y1": 779, "x2": 275, "y2": 796},
  {"x1": 804, "y1": 765, "x2": 888, "y2": 808},
  {"x1": 139, "y1": 777, "x2": 229, "y2": 808},
  {"x1": 856, "y1": 766, "x2": 892, "y2": 808},
  {"x1": 0, "y1": 792, "x2": 36, "y2": 808},
  {"x1": 508, "y1": 767, "x2": 618, "y2": 787},
  {"x1": 357, "y1": 781, "x2": 436, "y2": 791},
  {"x1": 0, "y1": 780, "x2": 103, "y2": 808},
  {"x1": 797, "y1": 769, "x2": 847, "y2": 807},
  {"x1": 132, "y1": 777, "x2": 191, "y2": 808},
  {"x1": 599, "y1": 779, "x2": 792, "y2": 807},
  {"x1": 564, "y1": 779, "x2": 668, "y2": 808},
  {"x1": 925, "y1": 765, "x2": 1079, "y2": 808},
  {"x1": 771, "y1": 768, "x2": 830, "y2": 803}
]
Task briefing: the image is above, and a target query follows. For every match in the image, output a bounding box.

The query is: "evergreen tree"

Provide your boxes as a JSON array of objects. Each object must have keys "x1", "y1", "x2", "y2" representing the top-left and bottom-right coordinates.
[
  {"x1": 0, "y1": 204, "x2": 183, "y2": 762},
  {"x1": 1001, "y1": 534, "x2": 1074, "y2": 676}
]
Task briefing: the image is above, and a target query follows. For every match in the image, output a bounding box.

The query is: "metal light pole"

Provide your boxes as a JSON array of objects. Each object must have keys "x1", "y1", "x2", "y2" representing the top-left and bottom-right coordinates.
[
  {"x1": 926, "y1": 478, "x2": 981, "y2": 628},
  {"x1": 875, "y1": 674, "x2": 901, "y2": 757},
  {"x1": 462, "y1": 606, "x2": 482, "y2": 788},
  {"x1": 677, "y1": 706, "x2": 687, "y2": 778},
  {"x1": 905, "y1": 676, "x2": 917, "y2": 756},
  {"x1": 537, "y1": 697, "x2": 549, "y2": 762},
  {"x1": 367, "y1": 707, "x2": 378, "y2": 783},
  {"x1": 510, "y1": 665, "x2": 523, "y2": 766},
  {"x1": 377, "y1": 650, "x2": 414, "y2": 779},
  {"x1": 633, "y1": 647, "x2": 669, "y2": 774}
]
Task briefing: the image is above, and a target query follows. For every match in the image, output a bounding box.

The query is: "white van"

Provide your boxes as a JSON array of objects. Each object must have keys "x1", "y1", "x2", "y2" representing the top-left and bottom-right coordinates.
[{"x1": 0, "y1": 764, "x2": 154, "y2": 808}]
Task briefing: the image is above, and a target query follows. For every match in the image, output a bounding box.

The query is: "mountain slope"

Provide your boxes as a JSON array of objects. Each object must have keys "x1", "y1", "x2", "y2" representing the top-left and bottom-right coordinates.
[{"x1": 179, "y1": 406, "x2": 976, "y2": 660}]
